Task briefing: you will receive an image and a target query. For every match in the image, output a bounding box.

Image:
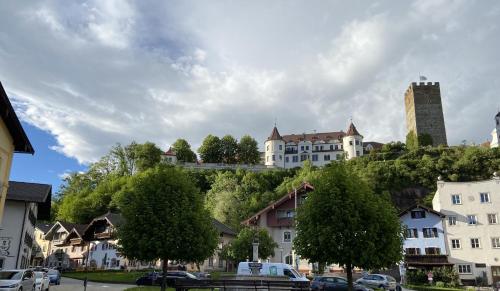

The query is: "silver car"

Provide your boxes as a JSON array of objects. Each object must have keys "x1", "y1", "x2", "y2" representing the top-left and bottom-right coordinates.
[
  {"x1": 0, "y1": 269, "x2": 35, "y2": 291},
  {"x1": 34, "y1": 272, "x2": 49, "y2": 291},
  {"x1": 355, "y1": 274, "x2": 397, "y2": 291}
]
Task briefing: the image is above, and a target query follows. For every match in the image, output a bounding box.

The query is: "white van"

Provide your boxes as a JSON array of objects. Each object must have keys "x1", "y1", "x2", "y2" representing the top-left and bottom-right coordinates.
[{"x1": 237, "y1": 262, "x2": 309, "y2": 282}]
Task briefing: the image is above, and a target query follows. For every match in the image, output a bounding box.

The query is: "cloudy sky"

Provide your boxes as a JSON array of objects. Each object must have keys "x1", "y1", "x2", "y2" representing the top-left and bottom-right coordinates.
[{"x1": 2, "y1": 0, "x2": 500, "y2": 188}]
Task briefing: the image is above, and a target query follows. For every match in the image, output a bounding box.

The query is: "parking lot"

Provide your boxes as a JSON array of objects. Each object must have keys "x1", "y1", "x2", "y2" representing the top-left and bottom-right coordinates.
[{"x1": 51, "y1": 277, "x2": 134, "y2": 291}]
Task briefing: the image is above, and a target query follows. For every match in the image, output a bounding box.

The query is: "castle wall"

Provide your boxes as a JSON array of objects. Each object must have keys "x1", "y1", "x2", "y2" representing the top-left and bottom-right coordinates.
[{"x1": 405, "y1": 82, "x2": 448, "y2": 146}]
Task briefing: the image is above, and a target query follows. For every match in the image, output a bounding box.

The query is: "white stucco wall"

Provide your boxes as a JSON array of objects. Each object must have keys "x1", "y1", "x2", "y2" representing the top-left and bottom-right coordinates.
[
  {"x1": 433, "y1": 178, "x2": 500, "y2": 284},
  {"x1": 400, "y1": 208, "x2": 447, "y2": 255}
]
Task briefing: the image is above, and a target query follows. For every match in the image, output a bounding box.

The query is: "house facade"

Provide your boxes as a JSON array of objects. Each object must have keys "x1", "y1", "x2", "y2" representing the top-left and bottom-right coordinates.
[
  {"x1": 45, "y1": 221, "x2": 87, "y2": 269},
  {"x1": 433, "y1": 176, "x2": 500, "y2": 285},
  {"x1": 191, "y1": 219, "x2": 237, "y2": 272},
  {"x1": 264, "y1": 122, "x2": 375, "y2": 169},
  {"x1": 32, "y1": 223, "x2": 53, "y2": 266},
  {"x1": 83, "y1": 212, "x2": 127, "y2": 270},
  {"x1": 1, "y1": 181, "x2": 51, "y2": 269},
  {"x1": 0, "y1": 82, "x2": 34, "y2": 229},
  {"x1": 243, "y1": 183, "x2": 314, "y2": 273},
  {"x1": 398, "y1": 204, "x2": 451, "y2": 278}
]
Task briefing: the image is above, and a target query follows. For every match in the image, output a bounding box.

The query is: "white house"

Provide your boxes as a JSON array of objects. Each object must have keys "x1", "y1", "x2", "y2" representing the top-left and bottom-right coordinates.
[
  {"x1": 264, "y1": 122, "x2": 378, "y2": 169},
  {"x1": 45, "y1": 221, "x2": 87, "y2": 269},
  {"x1": 398, "y1": 204, "x2": 451, "y2": 280},
  {"x1": 82, "y1": 212, "x2": 127, "y2": 270},
  {"x1": 432, "y1": 175, "x2": 500, "y2": 285},
  {"x1": 0, "y1": 181, "x2": 51, "y2": 269}
]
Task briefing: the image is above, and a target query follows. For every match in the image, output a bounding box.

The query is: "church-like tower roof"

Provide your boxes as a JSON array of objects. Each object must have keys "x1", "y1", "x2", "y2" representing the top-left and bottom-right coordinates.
[
  {"x1": 267, "y1": 126, "x2": 283, "y2": 141},
  {"x1": 496, "y1": 111, "x2": 500, "y2": 118},
  {"x1": 346, "y1": 122, "x2": 362, "y2": 137}
]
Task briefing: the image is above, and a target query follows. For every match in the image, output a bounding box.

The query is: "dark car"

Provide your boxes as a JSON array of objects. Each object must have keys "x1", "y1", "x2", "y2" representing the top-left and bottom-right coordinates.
[
  {"x1": 136, "y1": 271, "x2": 198, "y2": 286},
  {"x1": 311, "y1": 276, "x2": 374, "y2": 291},
  {"x1": 47, "y1": 269, "x2": 61, "y2": 285}
]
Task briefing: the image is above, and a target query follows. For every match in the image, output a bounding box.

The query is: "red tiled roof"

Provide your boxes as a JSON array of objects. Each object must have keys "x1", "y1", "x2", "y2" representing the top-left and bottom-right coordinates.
[
  {"x1": 346, "y1": 122, "x2": 361, "y2": 136},
  {"x1": 267, "y1": 127, "x2": 283, "y2": 140},
  {"x1": 281, "y1": 132, "x2": 345, "y2": 143},
  {"x1": 164, "y1": 147, "x2": 176, "y2": 156},
  {"x1": 363, "y1": 141, "x2": 384, "y2": 150}
]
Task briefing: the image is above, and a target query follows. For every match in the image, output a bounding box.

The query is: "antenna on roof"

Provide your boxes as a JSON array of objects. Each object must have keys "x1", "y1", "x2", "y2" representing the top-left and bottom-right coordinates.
[{"x1": 274, "y1": 117, "x2": 277, "y2": 128}]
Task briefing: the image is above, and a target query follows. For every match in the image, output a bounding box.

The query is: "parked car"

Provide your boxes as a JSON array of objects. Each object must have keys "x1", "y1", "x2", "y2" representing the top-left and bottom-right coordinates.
[
  {"x1": 356, "y1": 274, "x2": 397, "y2": 291},
  {"x1": 311, "y1": 276, "x2": 374, "y2": 291},
  {"x1": 0, "y1": 269, "x2": 36, "y2": 291},
  {"x1": 46, "y1": 269, "x2": 60, "y2": 285},
  {"x1": 135, "y1": 271, "x2": 199, "y2": 286},
  {"x1": 34, "y1": 271, "x2": 50, "y2": 291},
  {"x1": 237, "y1": 262, "x2": 309, "y2": 282}
]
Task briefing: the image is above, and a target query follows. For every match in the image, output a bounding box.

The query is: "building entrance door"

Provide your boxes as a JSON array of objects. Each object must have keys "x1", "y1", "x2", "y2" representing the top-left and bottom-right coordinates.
[{"x1": 492, "y1": 266, "x2": 500, "y2": 284}]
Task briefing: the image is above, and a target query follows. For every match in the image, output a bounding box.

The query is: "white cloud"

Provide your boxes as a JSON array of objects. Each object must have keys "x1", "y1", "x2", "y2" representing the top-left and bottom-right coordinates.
[{"x1": 1, "y1": 0, "x2": 500, "y2": 164}]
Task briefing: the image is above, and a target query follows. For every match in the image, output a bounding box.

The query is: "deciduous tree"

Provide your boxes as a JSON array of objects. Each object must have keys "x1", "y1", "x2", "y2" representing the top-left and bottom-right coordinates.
[
  {"x1": 172, "y1": 138, "x2": 197, "y2": 162},
  {"x1": 221, "y1": 135, "x2": 238, "y2": 164},
  {"x1": 198, "y1": 134, "x2": 223, "y2": 163},
  {"x1": 223, "y1": 227, "x2": 278, "y2": 263},
  {"x1": 294, "y1": 163, "x2": 403, "y2": 291},
  {"x1": 116, "y1": 165, "x2": 218, "y2": 291},
  {"x1": 237, "y1": 135, "x2": 260, "y2": 164}
]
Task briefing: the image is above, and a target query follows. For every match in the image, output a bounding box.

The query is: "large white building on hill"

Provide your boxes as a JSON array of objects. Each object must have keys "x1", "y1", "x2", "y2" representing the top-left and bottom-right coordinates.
[{"x1": 264, "y1": 122, "x2": 382, "y2": 169}]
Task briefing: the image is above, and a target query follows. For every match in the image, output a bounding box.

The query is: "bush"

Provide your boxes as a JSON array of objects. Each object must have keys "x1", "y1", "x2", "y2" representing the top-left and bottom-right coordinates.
[
  {"x1": 436, "y1": 282, "x2": 445, "y2": 288},
  {"x1": 406, "y1": 267, "x2": 460, "y2": 287}
]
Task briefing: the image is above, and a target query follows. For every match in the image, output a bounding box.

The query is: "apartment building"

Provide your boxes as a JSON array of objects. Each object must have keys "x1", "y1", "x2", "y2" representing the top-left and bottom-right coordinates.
[{"x1": 433, "y1": 175, "x2": 500, "y2": 285}]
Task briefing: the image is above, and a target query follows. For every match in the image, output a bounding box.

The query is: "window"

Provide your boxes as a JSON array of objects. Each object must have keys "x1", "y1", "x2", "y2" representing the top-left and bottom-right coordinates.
[
  {"x1": 405, "y1": 228, "x2": 418, "y2": 238},
  {"x1": 324, "y1": 155, "x2": 330, "y2": 161},
  {"x1": 277, "y1": 210, "x2": 295, "y2": 219},
  {"x1": 266, "y1": 156, "x2": 269, "y2": 162},
  {"x1": 355, "y1": 140, "x2": 360, "y2": 145},
  {"x1": 312, "y1": 154, "x2": 318, "y2": 161},
  {"x1": 480, "y1": 193, "x2": 490, "y2": 203},
  {"x1": 451, "y1": 194, "x2": 461, "y2": 205},
  {"x1": 349, "y1": 141, "x2": 353, "y2": 145},
  {"x1": 336, "y1": 154, "x2": 341, "y2": 160},
  {"x1": 266, "y1": 145, "x2": 269, "y2": 151},
  {"x1": 330, "y1": 145, "x2": 334, "y2": 150},
  {"x1": 488, "y1": 214, "x2": 498, "y2": 224},
  {"x1": 285, "y1": 156, "x2": 289, "y2": 163},
  {"x1": 315, "y1": 146, "x2": 319, "y2": 151},
  {"x1": 470, "y1": 238, "x2": 481, "y2": 248},
  {"x1": 305, "y1": 146, "x2": 309, "y2": 150},
  {"x1": 0, "y1": 258, "x2": 3, "y2": 269},
  {"x1": 218, "y1": 257, "x2": 223, "y2": 268},
  {"x1": 458, "y1": 264, "x2": 472, "y2": 274},
  {"x1": 411, "y1": 210, "x2": 426, "y2": 219},
  {"x1": 492, "y1": 237, "x2": 500, "y2": 248},
  {"x1": 283, "y1": 231, "x2": 291, "y2": 243},
  {"x1": 451, "y1": 239, "x2": 461, "y2": 249},
  {"x1": 405, "y1": 248, "x2": 421, "y2": 255},
  {"x1": 279, "y1": 145, "x2": 282, "y2": 150},
  {"x1": 422, "y1": 228, "x2": 438, "y2": 238},
  {"x1": 425, "y1": 247, "x2": 441, "y2": 255},
  {"x1": 300, "y1": 146, "x2": 304, "y2": 151},
  {"x1": 300, "y1": 154, "x2": 308, "y2": 161},
  {"x1": 448, "y1": 216, "x2": 457, "y2": 226},
  {"x1": 292, "y1": 156, "x2": 298, "y2": 163},
  {"x1": 272, "y1": 155, "x2": 275, "y2": 161},
  {"x1": 279, "y1": 155, "x2": 282, "y2": 160},
  {"x1": 71, "y1": 246, "x2": 76, "y2": 253},
  {"x1": 467, "y1": 215, "x2": 477, "y2": 225},
  {"x1": 356, "y1": 150, "x2": 360, "y2": 156},
  {"x1": 208, "y1": 257, "x2": 213, "y2": 267}
]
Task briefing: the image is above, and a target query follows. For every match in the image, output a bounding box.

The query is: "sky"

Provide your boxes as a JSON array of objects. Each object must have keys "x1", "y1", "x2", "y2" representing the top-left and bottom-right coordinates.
[{"x1": 2, "y1": 0, "x2": 500, "y2": 191}]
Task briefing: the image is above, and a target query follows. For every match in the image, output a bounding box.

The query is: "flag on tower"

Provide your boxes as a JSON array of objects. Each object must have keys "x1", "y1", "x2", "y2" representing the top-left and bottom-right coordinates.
[{"x1": 419, "y1": 76, "x2": 427, "y2": 81}]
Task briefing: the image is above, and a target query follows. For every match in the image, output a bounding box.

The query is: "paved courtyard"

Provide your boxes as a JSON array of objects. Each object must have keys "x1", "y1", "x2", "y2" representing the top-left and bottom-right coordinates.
[{"x1": 51, "y1": 277, "x2": 135, "y2": 291}]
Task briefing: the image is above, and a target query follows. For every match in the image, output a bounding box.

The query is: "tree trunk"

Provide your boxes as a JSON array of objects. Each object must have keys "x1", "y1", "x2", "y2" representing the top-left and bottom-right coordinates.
[
  {"x1": 161, "y1": 258, "x2": 168, "y2": 291},
  {"x1": 346, "y1": 263, "x2": 353, "y2": 291}
]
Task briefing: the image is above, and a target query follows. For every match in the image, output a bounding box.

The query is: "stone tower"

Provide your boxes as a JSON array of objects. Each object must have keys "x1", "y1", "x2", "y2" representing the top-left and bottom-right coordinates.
[{"x1": 404, "y1": 82, "x2": 448, "y2": 146}]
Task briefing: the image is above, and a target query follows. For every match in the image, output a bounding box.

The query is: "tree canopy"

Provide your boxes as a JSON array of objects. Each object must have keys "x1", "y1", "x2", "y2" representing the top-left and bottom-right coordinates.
[
  {"x1": 237, "y1": 135, "x2": 261, "y2": 164},
  {"x1": 116, "y1": 164, "x2": 218, "y2": 290},
  {"x1": 198, "y1": 134, "x2": 223, "y2": 163},
  {"x1": 172, "y1": 138, "x2": 197, "y2": 162},
  {"x1": 294, "y1": 163, "x2": 403, "y2": 291},
  {"x1": 221, "y1": 135, "x2": 238, "y2": 164},
  {"x1": 220, "y1": 227, "x2": 278, "y2": 263}
]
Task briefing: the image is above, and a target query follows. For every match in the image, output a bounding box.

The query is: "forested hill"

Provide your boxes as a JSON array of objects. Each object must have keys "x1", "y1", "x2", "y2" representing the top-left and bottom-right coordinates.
[{"x1": 52, "y1": 140, "x2": 500, "y2": 230}]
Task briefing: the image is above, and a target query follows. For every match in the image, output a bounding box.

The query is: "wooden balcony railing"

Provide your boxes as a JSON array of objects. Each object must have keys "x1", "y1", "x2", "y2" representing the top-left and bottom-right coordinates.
[{"x1": 404, "y1": 255, "x2": 450, "y2": 265}]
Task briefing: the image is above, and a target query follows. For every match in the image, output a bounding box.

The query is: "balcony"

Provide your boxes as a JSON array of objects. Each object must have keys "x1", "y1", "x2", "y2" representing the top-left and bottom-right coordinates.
[
  {"x1": 404, "y1": 255, "x2": 451, "y2": 266},
  {"x1": 95, "y1": 231, "x2": 112, "y2": 239},
  {"x1": 285, "y1": 149, "x2": 298, "y2": 154},
  {"x1": 70, "y1": 238, "x2": 83, "y2": 245},
  {"x1": 52, "y1": 239, "x2": 65, "y2": 246}
]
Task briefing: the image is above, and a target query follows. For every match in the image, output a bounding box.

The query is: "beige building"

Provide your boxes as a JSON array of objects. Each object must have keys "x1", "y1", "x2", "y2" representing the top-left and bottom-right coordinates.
[
  {"x1": 433, "y1": 175, "x2": 500, "y2": 285},
  {"x1": 33, "y1": 223, "x2": 53, "y2": 266},
  {"x1": 0, "y1": 82, "x2": 34, "y2": 227},
  {"x1": 45, "y1": 221, "x2": 88, "y2": 269}
]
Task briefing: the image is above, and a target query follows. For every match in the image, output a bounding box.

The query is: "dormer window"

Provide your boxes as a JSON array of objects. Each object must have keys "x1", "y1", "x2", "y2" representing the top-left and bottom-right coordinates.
[{"x1": 411, "y1": 210, "x2": 426, "y2": 219}]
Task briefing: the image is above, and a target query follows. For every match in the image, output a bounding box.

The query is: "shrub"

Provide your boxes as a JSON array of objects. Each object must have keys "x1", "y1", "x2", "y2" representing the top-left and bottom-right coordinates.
[{"x1": 435, "y1": 281, "x2": 445, "y2": 288}]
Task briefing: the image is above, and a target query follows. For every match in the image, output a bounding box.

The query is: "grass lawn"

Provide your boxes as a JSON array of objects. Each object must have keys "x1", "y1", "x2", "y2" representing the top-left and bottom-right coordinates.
[
  {"x1": 405, "y1": 284, "x2": 464, "y2": 291},
  {"x1": 63, "y1": 270, "x2": 148, "y2": 284},
  {"x1": 124, "y1": 287, "x2": 206, "y2": 291}
]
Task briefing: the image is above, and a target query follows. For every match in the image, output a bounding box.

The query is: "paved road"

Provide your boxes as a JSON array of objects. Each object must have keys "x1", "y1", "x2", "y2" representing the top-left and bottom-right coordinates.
[{"x1": 51, "y1": 277, "x2": 135, "y2": 291}]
